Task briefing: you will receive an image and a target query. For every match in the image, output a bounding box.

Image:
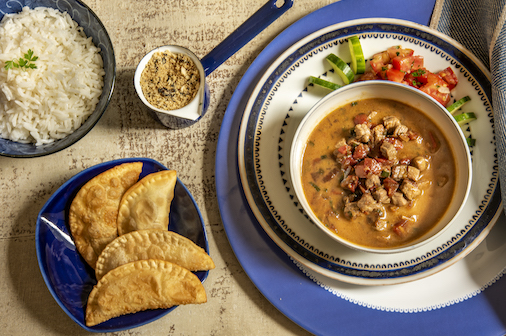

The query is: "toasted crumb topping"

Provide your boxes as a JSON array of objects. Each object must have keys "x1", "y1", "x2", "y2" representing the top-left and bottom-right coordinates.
[{"x1": 140, "y1": 51, "x2": 200, "y2": 111}]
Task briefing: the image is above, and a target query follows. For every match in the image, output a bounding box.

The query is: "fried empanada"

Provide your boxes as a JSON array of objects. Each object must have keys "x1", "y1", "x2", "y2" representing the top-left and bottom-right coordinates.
[
  {"x1": 85, "y1": 259, "x2": 207, "y2": 326},
  {"x1": 69, "y1": 162, "x2": 143, "y2": 268},
  {"x1": 95, "y1": 229, "x2": 215, "y2": 280},
  {"x1": 117, "y1": 170, "x2": 177, "y2": 236}
]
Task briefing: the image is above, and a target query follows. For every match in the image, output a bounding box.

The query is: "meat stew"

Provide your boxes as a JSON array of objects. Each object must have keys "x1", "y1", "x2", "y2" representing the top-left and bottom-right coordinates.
[{"x1": 300, "y1": 98, "x2": 457, "y2": 248}]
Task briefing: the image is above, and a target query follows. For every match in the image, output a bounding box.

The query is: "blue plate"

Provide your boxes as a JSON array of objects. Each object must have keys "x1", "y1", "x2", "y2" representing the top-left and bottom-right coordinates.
[{"x1": 35, "y1": 158, "x2": 209, "y2": 332}]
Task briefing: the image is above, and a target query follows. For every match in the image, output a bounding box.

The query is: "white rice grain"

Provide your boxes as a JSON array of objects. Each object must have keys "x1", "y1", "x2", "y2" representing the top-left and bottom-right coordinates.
[{"x1": 0, "y1": 6, "x2": 105, "y2": 145}]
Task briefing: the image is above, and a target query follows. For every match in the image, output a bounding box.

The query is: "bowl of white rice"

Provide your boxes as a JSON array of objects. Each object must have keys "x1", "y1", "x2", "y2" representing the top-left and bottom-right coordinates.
[{"x1": 0, "y1": 0, "x2": 115, "y2": 157}]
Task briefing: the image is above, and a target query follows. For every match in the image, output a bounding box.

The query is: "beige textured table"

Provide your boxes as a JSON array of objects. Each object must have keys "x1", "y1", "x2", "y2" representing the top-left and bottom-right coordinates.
[{"x1": 0, "y1": 1, "x2": 337, "y2": 335}]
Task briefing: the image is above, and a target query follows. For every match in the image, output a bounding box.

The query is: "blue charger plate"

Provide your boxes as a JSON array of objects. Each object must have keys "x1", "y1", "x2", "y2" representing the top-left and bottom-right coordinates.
[
  {"x1": 216, "y1": 0, "x2": 506, "y2": 335},
  {"x1": 35, "y1": 158, "x2": 209, "y2": 332}
]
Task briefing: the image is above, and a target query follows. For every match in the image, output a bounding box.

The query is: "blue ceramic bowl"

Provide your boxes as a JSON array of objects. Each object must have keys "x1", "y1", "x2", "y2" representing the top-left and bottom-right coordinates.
[
  {"x1": 0, "y1": 0, "x2": 116, "y2": 158},
  {"x1": 35, "y1": 158, "x2": 210, "y2": 332}
]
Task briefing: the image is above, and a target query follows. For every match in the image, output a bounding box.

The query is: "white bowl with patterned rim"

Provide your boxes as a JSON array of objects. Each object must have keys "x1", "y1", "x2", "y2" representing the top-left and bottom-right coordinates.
[{"x1": 290, "y1": 80, "x2": 472, "y2": 254}]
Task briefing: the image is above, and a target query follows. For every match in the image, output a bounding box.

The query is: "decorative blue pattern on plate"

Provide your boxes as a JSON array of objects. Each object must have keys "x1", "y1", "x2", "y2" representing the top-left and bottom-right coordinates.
[
  {"x1": 238, "y1": 19, "x2": 501, "y2": 284},
  {"x1": 0, "y1": 0, "x2": 115, "y2": 157},
  {"x1": 35, "y1": 158, "x2": 209, "y2": 332}
]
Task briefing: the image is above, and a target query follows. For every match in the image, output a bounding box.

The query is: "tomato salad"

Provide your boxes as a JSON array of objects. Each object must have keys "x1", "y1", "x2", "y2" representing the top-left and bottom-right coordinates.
[{"x1": 356, "y1": 46, "x2": 457, "y2": 107}]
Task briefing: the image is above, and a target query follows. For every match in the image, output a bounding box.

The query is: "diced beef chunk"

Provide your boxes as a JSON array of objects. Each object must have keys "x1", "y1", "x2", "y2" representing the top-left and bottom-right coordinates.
[
  {"x1": 383, "y1": 116, "x2": 401, "y2": 132},
  {"x1": 391, "y1": 192, "x2": 408, "y2": 206},
  {"x1": 391, "y1": 165, "x2": 407, "y2": 181},
  {"x1": 373, "y1": 188, "x2": 390, "y2": 204},
  {"x1": 334, "y1": 139, "x2": 350, "y2": 158},
  {"x1": 400, "y1": 180, "x2": 421, "y2": 200},
  {"x1": 374, "y1": 219, "x2": 388, "y2": 231},
  {"x1": 365, "y1": 174, "x2": 381, "y2": 189},
  {"x1": 380, "y1": 140, "x2": 397, "y2": 161},
  {"x1": 393, "y1": 124, "x2": 409, "y2": 141},
  {"x1": 407, "y1": 166, "x2": 421, "y2": 181},
  {"x1": 343, "y1": 201, "x2": 360, "y2": 219},
  {"x1": 357, "y1": 194, "x2": 379, "y2": 213},
  {"x1": 412, "y1": 156, "x2": 428, "y2": 171},
  {"x1": 354, "y1": 123, "x2": 371, "y2": 143},
  {"x1": 371, "y1": 124, "x2": 386, "y2": 146}
]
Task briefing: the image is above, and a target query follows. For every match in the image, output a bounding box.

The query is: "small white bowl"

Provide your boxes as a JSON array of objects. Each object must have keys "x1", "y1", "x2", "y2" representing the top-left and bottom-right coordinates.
[
  {"x1": 290, "y1": 80, "x2": 472, "y2": 254},
  {"x1": 134, "y1": 45, "x2": 209, "y2": 129}
]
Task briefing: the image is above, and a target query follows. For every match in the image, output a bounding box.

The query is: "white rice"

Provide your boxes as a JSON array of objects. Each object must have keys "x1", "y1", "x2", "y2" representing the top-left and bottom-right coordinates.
[{"x1": 0, "y1": 6, "x2": 105, "y2": 145}]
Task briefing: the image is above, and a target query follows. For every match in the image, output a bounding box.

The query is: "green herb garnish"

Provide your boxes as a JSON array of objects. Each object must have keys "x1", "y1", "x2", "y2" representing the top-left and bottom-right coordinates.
[{"x1": 5, "y1": 49, "x2": 38, "y2": 70}]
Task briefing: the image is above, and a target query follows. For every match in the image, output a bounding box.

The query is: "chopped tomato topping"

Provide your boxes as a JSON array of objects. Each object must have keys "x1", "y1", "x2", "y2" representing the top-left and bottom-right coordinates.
[
  {"x1": 370, "y1": 51, "x2": 391, "y2": 74},
  {"x1": 340, "y1": 156, "x2": 357, "y2": 169},
  {"x1": 383, "y1": 137, "x2": 403, "y2": 150},
  {"x1": 383, "y1": 177, "x2": 399, "y2": 196},
  {"x1": 354, "y1": 158, "x2": 382, "y2": 178},
  {"x1": 356, "y1": 71, "x2": 378, "y2": 81},
  {"x1": 438, "y1": 67, "x2": 458, "y2": 90},
  {"x1": 393, "y1": 219, "x2": 409, "y2": 236},
  {"x1": 419, "y1": 72, "x2": 451, "y2": 106},
  {"x1": 392, "y1": 55, "x2": 424, "y2": 74},
  {"x1": 341, "y1": 175, "x2": 359, "y2": 192},
  {"x1": 355, "y1": 46, "x2": 457, "y2": 102},
  {"x1": 385, "y1": 68, "x2": 405, "y2": 83},
  {"x1": 352, "y1": 143, "x2": 370, "y2": 160},
  {"x1": 353, "y1": 113, "x2": 369, "y2": 125},
  {"x1": 386, "y1": 46, "x2": 414, "y2": 59}
]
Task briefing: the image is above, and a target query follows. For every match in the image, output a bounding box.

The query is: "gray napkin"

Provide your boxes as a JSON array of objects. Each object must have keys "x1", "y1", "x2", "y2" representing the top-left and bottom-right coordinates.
[{"x1": 431, "y1": 0, "x2": 506, "y2": 212}]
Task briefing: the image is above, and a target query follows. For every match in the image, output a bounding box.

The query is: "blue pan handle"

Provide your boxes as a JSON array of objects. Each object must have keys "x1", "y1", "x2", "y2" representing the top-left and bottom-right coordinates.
[{"x1": 200, "y1": 0, "x2": 293, "y2": 76}]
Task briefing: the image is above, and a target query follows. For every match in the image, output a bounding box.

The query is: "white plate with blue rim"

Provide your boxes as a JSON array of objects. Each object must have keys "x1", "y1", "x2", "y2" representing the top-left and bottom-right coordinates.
[{"x1": 237, "y1": 18, "x2": 502, "y2": 286}]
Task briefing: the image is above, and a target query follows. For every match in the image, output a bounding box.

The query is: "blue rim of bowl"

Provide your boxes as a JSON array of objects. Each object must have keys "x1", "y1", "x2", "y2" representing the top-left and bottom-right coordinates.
[
  {"x1": 0, "y1": 0, "x2": 116, "y2": 158},
  {"x1": 35, "y1": 158, "x2": 209, "y2": 332},
  {"x1": 240, "y1": 20, "x2": 500, "y2": 280}
]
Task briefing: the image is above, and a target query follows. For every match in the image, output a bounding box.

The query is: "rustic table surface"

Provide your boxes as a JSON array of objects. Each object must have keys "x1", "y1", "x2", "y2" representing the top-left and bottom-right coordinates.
[{"x1": 0, "y1": 0, "x2": 339, "y2": 335}]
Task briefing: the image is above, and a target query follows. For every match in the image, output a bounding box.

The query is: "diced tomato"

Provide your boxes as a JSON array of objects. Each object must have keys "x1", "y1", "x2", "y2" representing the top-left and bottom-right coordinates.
[
  {"x1": 391, "y1": 55, "x2": 424, "y2": 74},
  {"x1": 387, "y1": 46, "x2": 414, "y2": 59},
  {"x1": 354, "y1": 158, "x2": 381, "y2": 178},
  {"x1": 352, "y1": 143, "x2": 369, "y2": 160},
  {"x1": 385, "y1": 68, "x2": 405, "y2": 83},
  {"x1": 407, "y1": 130, "x2": 420, "y2": 141},
  {"x1": 322, "y1": 167, "x2": 339, "y2": 182},
  {"x1": 366, "y1": 158, "x2": 382, "y2": 175},
  {"x1": 383, "y1": 177, "x2": 399, "y2": 197},
  {"x1": 340, "y1": 156, "x2": 357, "y2": 169},
  {"x1": 399, "y1": 158, "x2": 411, "y2": 165},
  {"x1": 340, "y1": 175, "x2": 359, "y2": 192},
  {"x1": 404, "y1": 68, "x2": 428, "y2": 88},
  {"x1": 383, "y1": 137, "x2": 403, "y2": 150},
  {"x1": 438, "y1": 67, "x2": 458, "y2": 90},
  {"x1": 376, "y1": 64, "x2": 393, "y2": 80},
  {"x1": 393, "y1": 219, "x2": 409, "y2": 236},
  {"x1": 370, "y1": 51, "x2": 391, "y2": 74},
  {"x1": 419, "y1": 72, "x2": 451, "y2": 106},
  {"x1": 375, "y1": 157, "x2": 394, "y2": 166},
  {"x1": 336, "y1": 145, "x2": 349, "y2": 155},
  {"x1": 353, "y1": 113, "x2": 369, "y2": 125},
  {"x1": 356, "y1": 71, "x2": 378, "y2": 81}
]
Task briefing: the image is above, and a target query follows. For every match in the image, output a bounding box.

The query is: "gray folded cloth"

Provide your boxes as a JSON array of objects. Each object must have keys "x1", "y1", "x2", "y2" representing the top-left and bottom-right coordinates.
[{"x1": 431, "y1": 0, "x2": 506, "y2": 211}]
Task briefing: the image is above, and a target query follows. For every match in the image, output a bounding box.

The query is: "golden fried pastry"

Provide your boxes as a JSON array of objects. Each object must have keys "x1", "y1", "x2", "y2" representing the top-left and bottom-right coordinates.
[
  {"x1": 117, "y1": 170, "x2": 177, "y2": 236},
  {"x1": 95, "y1": 229, "x2": 215, "y2": 280},
  {"x1": 69, "y1": 162, "x2": 143, "y2": 269},
  {"x1": 85, "y1": 259, "x2": 207, "y2": 326}
]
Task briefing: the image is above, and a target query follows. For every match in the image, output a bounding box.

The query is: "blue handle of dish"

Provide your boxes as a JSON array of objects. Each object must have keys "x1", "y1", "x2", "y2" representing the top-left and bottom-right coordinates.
[{"x1": 200, "y1": 0, "x2": 293, "y2": 76}]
